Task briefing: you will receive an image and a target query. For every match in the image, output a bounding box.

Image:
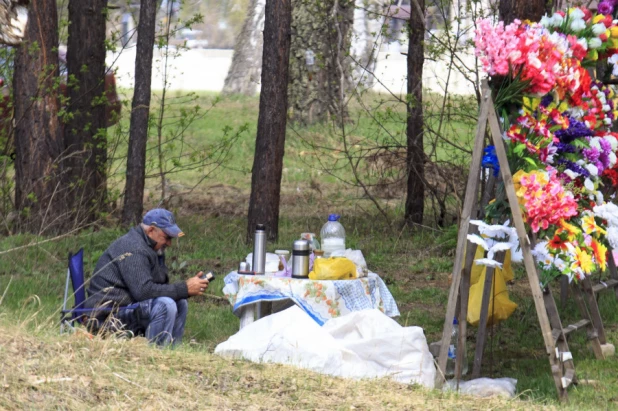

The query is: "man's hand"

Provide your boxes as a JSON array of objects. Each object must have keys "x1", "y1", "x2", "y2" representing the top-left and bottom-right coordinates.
[{"x1": 186, "y1": 272, "x2": 210, "y2": 296}]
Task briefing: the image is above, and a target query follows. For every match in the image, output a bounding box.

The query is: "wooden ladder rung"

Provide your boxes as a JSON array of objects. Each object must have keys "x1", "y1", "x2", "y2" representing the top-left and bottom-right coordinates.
[
  {"x1": 592, "y1": 279, "x2": 618, "y2": 293},
  {"x1": 563, "y1": 319, "x2": 591, "y2": 336}
]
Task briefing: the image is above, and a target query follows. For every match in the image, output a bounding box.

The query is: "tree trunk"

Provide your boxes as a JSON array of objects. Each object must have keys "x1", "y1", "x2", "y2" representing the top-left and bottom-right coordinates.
[
  {"x1": 247, "y1": 0, "x2": 292, "y2": 243},
  {"x1": 13, "y1": 0, "x2": 64, "y2": 233},
  {"x1": 499, "y1": 0, "x2": 549, "y2": 24},
  {"x1": 121, "y1": 0, "x2": 156, "y2": 226},
  {"x1": 287, "y1": 0, "x2": 353, "y2": 125},
  {"x1": 350, "y1": 0, "x2": 383, "y2": 88},
  {"x1": 222, "y1": 0, "x2": 266, "y2": 96},
  {"x1": 404, "y1": 0, "x2": 425, "y2": 226},
  {"x1": 64, "y1": 0, "x2": 108, "y2": 226}
]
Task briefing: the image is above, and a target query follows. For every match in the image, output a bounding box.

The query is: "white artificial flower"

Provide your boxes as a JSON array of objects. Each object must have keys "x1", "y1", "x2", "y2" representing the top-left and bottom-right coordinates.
[
  {"x1": 597, "y1": 191, "x2": 605, "y2": 205},
  {"x1": 594, "y1": 203, "x2": 618, "y2": 226},
  {"x1": 577, "y1": 38, "x2": 588, "y2": 50},
  {"x1": 603, "y1": 104, "x2": 611, "y2": 112},
  {"x1": 592, "y1": 23, "x2": 607, "y2": 36},
  {"x1": 474, "y1": 258, "x2": 503, "y2": 268},
  {"x1": 552, "y1": 13, "x2": 564, "y2": 27},
  {"x1": 605, "y1": 134, "x2": 618, "y2": 151},
  {"x1": 604, "y1": 118, "x2": 613, "y2": 125},
  {"x1": 589, "y1": 37, "x2": 603, "y2": 49},
  {"x1": 569, "y1": 8, "x2": 585, "y2": 20},
  {"x1": 590, "y1": 137, "x2": 601, "y2": 150},
  {"x1": 585, "y1": 164, "x2": 599, "y2": 177},
  {"x1": 568, "y1": 106, "x2": 585, "y2": 119},
  {"x1": 540, "y1": 15, "x2": 552, "y2": 27},
  {"x1": 608, "y1": 226, "x2": 618, "y2": 249},
  {"x1": 610, "y1": 152, "x2": 617, "y2": 167},
  {"x1": 564, "y1": 169, "x2": 579, "y2": 179},
  {"x1": 584, "y1": 178, "x2": 595, "y2": 192},
  {"x1": 570, "y1": 19, "x2": 587, "y2": 32}
]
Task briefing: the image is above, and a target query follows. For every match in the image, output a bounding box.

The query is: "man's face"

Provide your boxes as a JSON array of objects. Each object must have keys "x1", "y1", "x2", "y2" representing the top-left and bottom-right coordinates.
[{"x1": 146, "y1": 226, "x2": 172, "y2": 253}]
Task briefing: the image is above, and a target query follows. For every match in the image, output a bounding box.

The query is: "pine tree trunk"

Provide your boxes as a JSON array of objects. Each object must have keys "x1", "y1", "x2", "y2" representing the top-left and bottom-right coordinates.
[
  {"x1": 13, "y1": 0, "x2": 64, "y2": 233},
  {"x1": 222, "y1": 0, "x2": 265, "y2": 96},
  {"x1": 64, "y1": 0, "x2": 108, "y2": 225},
  {"x1": 404, "y1": 0, "x2": 425, "y2": 226},
  {"x1": 499, "y1": 0, "x2": 550, "y2": 24},
  {"x1": 287, "y1": 0, "x2": 353, "y2": 125},
  {"x1": 121, "y1": 0, "x2": 156, "y2": 226},
  {"x1": 247, "y1": 0, "x2": 292, "y2": 243}
]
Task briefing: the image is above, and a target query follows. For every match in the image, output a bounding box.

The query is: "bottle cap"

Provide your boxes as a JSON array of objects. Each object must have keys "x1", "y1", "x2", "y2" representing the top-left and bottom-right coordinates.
[
  {"x1": 256, "y1": 224, "x2": 265, "y2": 231},
  {"x1": 328, "y1": 214, "x2": 340, "y2": 221},
  {"x1": 453, "y1": 317, "x2": 459, "y2": 325}
]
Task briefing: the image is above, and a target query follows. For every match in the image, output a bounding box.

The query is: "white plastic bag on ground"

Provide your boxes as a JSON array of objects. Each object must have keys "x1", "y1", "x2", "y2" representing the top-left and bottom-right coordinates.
[
  {"x1": 214, "y1": 305, "x2": 344, "y2": 376},
  {"x1": 322, "y1": 309, "x2": 435, "y2": 386},
  {"x1": 443, "y1": 377, "x2": 517, "y2": 398},
  {"x1": 215, "y1": 306, "x2": 435, "y2": 388}
]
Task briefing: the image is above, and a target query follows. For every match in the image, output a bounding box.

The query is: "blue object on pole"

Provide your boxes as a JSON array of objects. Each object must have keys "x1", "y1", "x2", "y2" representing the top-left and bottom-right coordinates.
[{"x1": 482, "y1": 145, "x2": 500, "y2": 177}]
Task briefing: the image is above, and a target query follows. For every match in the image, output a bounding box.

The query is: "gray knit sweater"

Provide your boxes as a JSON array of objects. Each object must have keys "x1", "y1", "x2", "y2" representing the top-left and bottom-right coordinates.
[{"x1": 85, "y1": 226, "x2": 189, "y2": 310}]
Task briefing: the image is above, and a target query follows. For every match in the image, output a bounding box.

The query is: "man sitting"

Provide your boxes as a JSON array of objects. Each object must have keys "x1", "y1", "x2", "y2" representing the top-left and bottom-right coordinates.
[{"x1": 85, "y1": 208, "x2": 209, "y2": 346}]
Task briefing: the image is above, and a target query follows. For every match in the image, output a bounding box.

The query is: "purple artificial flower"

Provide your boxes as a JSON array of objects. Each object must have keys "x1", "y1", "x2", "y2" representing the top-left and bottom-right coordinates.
[
  {"x1": 583, "y1": 147, "x2": 601, "y2": 162},
  {"x1": 557, "y1": 159, "x2": 591, "y2": 177},
  {"x1": 600, "y1": 151, "x2": 611, "y2": 169},
  {"x1": 600, "y1": 138, "x2": 612, "y2": 153},
  {"x1": 540, "y1": 94, "x2": 554, "y2": 108},
  {"x1": 555, "y1": 118, "x2": 594, "y2": 143},
  {"x1": 598, "y1": 1, "x2": 614, "y2": 15},
  {"x1": 555, "y1": 142, "x2": 576, "y2": 153}
]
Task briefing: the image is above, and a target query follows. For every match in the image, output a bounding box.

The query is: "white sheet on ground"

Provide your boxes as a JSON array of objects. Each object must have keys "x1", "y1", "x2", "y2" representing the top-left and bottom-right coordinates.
[{"x1": 214, "y1": 305, "x2": 436, "y2": 388}]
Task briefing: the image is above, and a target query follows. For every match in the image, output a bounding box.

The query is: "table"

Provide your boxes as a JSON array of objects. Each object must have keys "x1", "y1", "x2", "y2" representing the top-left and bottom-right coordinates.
[{"x1": 223, "y1": 271, "x2": 400, "y2": 328}]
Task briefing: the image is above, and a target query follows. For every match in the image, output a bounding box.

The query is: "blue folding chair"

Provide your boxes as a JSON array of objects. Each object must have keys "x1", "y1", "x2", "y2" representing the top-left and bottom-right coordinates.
[{"x1": 60, "y1": 248, "x2": 138, "y2": 334}]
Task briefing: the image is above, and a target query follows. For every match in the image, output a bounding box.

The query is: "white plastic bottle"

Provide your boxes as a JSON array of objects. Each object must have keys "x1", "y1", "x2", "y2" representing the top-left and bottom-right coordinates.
[
  {"x1": 320, "y1": 214, "x2": 346, "y2": 257},
  {"x1": 446, "y1": 317, "x2": 468, "y2": 377}
]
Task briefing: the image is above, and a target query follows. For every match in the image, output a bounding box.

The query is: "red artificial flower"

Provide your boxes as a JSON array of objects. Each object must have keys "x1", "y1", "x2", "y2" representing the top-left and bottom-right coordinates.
[
  {"x1": 604, "y1": 15, "x2": 613, "y2": 28},
  {"x1": 548, "y1": 235, "x2": 568, "y2": 251}
]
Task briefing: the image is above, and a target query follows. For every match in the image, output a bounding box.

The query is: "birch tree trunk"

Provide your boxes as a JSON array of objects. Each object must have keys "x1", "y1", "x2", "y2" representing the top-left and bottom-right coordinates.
[
  {"x1": 287, "y1": 0, "x2": 354, "y2": 125},
  {"x1": 222, "y1": 0, "x2": 266, "y2": 96}
]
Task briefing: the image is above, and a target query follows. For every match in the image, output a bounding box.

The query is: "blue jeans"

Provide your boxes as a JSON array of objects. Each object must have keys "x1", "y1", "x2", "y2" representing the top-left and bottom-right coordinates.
[{"x1": 115, "y1": 297, "x2": 188, "y2": 347}]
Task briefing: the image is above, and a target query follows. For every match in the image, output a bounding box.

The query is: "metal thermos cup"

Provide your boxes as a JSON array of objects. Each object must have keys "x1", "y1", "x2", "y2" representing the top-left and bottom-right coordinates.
[
  {"x1": 253, "y1": 224, "x2": 266, "y2": 275},
  {"x1": 292, "y1": 239, "x2": 310, "y2": 279}
]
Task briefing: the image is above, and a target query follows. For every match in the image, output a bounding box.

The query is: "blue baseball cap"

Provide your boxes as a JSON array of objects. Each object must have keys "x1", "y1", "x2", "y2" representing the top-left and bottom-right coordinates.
[{"x1": 143, "y1": 208, "x2": 184, "y2": 238}]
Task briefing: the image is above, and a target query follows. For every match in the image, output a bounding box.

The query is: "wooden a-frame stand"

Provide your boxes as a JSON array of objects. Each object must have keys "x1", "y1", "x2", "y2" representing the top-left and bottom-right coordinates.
[{"x1": 434, "y1": 81, "x2": 594, "y2": 401}]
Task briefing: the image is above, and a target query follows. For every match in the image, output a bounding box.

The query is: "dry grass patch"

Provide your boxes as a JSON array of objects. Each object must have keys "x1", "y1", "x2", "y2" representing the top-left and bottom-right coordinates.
[{"x1": 0, "y1": 321, "x2": 547, "y2": 410}]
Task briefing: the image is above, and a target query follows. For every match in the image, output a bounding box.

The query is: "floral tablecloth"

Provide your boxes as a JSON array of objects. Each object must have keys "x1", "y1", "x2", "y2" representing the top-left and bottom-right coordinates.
[{"x1": 223, "y1": 271, "x2": 400, "y2": 325}]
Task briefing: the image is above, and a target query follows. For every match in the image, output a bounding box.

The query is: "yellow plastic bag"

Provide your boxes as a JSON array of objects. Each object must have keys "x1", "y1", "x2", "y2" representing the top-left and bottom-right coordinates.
[
  {"x1": 467, "y1": 245, "x2": 518, "y2": 327},
  {"x1": 309, "y1": 257, "x2": 357, "y2": 280}
]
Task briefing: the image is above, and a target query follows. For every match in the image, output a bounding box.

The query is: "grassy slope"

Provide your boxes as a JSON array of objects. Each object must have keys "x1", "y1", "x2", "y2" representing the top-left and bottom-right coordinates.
[
  {"x1": 3, "y1": 93, "x2": 618, "y2": 407},
  {"x1": 0, "y1": 320, "x2": 530, "y2": 410}
]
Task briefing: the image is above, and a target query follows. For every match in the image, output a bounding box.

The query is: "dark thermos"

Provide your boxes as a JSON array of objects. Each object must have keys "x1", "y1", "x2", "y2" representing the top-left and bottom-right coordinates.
[
  {"x1": 252, "y1": 224, "x2": 266, "y2": 275},
  {"x1": 292, "y1": 239, "x2": 310, "y2": 278}
]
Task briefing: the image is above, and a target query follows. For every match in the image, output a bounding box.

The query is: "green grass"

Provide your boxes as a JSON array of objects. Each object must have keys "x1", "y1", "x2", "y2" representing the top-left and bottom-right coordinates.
[
  {"x1": 3, "y1": 91, "x2": 618, "y2": 408},
  {"x1": 3, "y1": 213, "x2": 618, "y2": 407}
]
